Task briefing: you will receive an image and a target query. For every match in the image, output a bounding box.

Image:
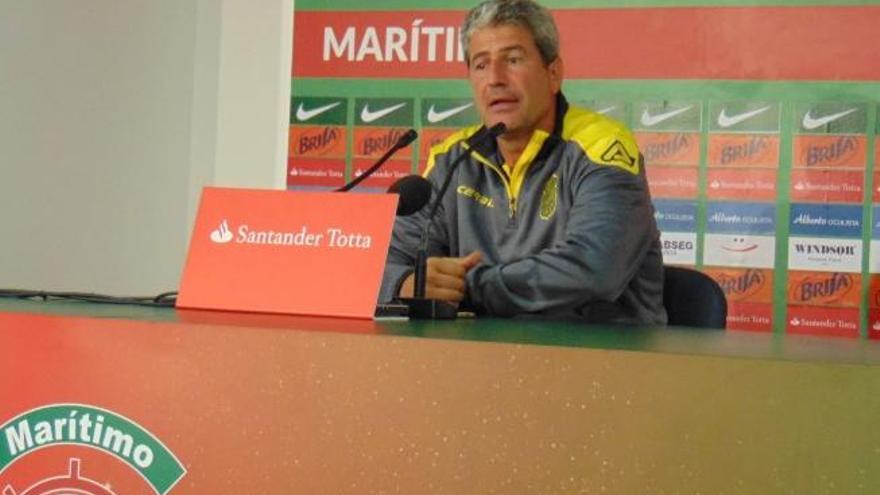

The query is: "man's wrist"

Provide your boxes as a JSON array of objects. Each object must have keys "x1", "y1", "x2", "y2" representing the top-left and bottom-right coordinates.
[{"x1": 395, "y1": 269, "x2": 415, "y2": 298}]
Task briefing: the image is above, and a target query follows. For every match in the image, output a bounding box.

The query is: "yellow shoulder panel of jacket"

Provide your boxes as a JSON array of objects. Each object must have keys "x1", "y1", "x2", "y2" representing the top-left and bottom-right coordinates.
[
  {"x1": 563, "y1": 106, "x2": 640, "y2": 175},
  {"x1": 423, "y1": 125, "x2": 483, "y2": 178}
]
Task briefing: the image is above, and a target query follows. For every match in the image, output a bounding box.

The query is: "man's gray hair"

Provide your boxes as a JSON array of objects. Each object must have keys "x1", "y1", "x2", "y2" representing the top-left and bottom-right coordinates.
[{"x1": 461, "y1": 0, "x2": 560, "y2": 65}]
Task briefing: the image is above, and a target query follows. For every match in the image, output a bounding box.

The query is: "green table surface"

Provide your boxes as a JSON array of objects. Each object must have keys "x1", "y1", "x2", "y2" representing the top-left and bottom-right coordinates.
[{"x1": 2, "y1": 298, "x2": 879, "y2": 366}]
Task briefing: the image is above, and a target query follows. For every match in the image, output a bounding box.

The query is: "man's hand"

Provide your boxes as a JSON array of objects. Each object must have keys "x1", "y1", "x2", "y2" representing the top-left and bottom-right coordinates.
[{"x1": 399, "y1": 251, "x2": 482, "y2": 302}]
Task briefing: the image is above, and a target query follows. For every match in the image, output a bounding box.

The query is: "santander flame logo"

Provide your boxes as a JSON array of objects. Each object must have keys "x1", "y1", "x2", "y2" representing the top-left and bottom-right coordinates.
[{"x1": 210, "y1": 220, "x2": 233, "y2": 244}]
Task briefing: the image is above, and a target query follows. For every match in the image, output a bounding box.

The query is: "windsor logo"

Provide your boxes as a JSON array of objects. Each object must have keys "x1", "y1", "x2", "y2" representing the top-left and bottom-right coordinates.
[{"x1": 0, "y1": 404, "x2": 185, "y2": 495}]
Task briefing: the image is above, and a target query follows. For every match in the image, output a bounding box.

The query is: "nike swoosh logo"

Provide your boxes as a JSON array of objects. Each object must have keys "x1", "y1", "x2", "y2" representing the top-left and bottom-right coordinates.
[
  {"x1": 295, "y1": 101, "x2": 341, "y2": 122},
  {"x1": 596, "y1": 106, "x2": 616, "y2": 115},
  {"x1": 427, "y1": 102, "x2": 473, "y2": 123},
  {"x1": 717, "y1": 105, "x2": 771, "y2": 128},
  {"x1": 360, "y1": 102, "x2": 407, "y2": 123},
  {"x1": 802, "y1": 108, "x2": 857, "y2": 130},
  {"x1": 640, "y1": 106, "x2": 693, "y2": 127}
]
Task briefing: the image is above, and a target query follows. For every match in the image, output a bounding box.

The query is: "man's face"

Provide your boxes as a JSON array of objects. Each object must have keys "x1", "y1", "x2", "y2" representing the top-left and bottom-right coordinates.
[{"x1": 467, "y1": 23, "x2": 562, "y2": 138}]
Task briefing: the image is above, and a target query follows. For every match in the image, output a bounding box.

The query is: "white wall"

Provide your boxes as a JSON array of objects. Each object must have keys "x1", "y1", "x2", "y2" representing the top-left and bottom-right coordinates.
[{"x1": 0, "y1": 0, "x2": 292, "y2": 294}]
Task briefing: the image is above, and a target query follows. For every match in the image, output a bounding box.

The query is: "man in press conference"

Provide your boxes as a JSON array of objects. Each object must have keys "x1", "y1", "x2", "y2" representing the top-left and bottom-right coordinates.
[{"x1": 380, "y1": 0, "x2": 666, "y2": 325}]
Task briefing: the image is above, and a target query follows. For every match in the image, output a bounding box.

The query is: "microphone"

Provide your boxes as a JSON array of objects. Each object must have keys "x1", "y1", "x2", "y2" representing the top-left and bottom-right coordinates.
[
  {"x1": 387, "y1": 175, "x2": 431, "y2": 216},
  {"x1": 404, "y1": 122, "x2": 506, "y2": 319},
  {"x1": 335, "y1": 129, "x2": 418, "y2": 192}
]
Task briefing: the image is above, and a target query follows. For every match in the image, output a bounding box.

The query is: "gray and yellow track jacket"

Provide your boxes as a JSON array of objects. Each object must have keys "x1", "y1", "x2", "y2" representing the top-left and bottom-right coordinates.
[{"x1": 380, "y1": 95, "x2": 667, "y2": 325}]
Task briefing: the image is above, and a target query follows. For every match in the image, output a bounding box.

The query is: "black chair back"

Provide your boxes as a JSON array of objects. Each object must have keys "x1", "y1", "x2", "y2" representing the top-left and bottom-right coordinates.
[{"x1": 663, "y1": 266, "x2": 727, "y2": 329}]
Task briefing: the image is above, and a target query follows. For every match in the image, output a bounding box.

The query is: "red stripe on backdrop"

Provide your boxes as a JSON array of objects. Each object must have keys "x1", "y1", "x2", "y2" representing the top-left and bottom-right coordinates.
[{"x1": 293, "y1": 6, "x2": 879, "y2": 80}]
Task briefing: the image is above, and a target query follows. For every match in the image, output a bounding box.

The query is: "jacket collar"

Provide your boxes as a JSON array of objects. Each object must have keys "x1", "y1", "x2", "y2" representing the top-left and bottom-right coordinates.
[{"x1": 470, "y1": 92, "x2": 568, "y2": 167}]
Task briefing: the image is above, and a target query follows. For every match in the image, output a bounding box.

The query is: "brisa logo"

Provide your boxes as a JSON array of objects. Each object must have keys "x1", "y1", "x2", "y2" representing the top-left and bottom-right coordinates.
[
  {"x1": 870, "y1": 281, "x2": 880, "y2": 308},
  {"x1": 715, "y1": 269, "x2": 765, "y2": 300},
  {"x1": 790, "y1": 272, "x2": 853, "y2": 304},
  {"x1": 1, "y1": 404, "x2": 186, "y2": 495},
  {"x1": 360, "y1": 128, "x2": 409, "y2": 155},
  {"x1": 719, "y1": 136, "x2": 769, "y2": 165},
  {"x1": 805, "y1": 136, "x2": 858, "y2": 166},
  {"x1": 641, "y1": 134, "x2": 690, "y2": 162},
  {"x1": 210, "y1": 220, "x2": 233, "y2": 244},
  {"x1": 297, "y1": 127, "x2": 341, "y2": 156}
]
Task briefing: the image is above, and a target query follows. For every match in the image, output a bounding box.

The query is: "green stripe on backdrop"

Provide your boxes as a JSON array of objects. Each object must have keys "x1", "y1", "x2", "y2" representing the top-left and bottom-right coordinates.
[
  {"x1": 862, "y1": 105, "x2": 878, "y2": 336},
  {"x1": 292, "y1": 79, "x2": 880, "y2": 101},
  {"x1": 775, "y1": 102, "x2": 793, "y2": 336},
  {"x1": 294, "y1": 0, "x2": 880, "y2": 11},
  {"x1": 293, "y1": 78, "x2": 879, "y2": 334}
]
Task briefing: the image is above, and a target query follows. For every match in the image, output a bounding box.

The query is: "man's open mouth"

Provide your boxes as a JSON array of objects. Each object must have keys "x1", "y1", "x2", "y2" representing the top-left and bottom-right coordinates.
[{"x1": 489, "y1": 97, "x2": 518, "y2": 110}]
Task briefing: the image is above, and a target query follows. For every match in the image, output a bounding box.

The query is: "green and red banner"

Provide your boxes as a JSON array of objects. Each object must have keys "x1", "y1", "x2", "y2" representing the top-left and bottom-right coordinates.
[
  {"x1": 290, "y1": 0, "x2": 880, "y2": 337},
  {"x1": 292, "y1": 6, "x2": 879, "y2": 80}
]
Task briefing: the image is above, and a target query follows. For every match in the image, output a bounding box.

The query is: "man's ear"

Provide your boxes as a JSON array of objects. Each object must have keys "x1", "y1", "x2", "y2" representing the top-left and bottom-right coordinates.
[{"x1": 549, "y1": 57, "x2": 564, "y2": 94}]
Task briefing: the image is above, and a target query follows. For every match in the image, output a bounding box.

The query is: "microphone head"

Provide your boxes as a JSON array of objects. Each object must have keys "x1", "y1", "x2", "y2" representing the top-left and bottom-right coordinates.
[
  {"x1": 397, "y1": 129, "x2": 418, "y2": 148},
  {"x1": 488, "y1": 122, "x2": 507, "y2": 136},
  {"x1": 388, "y1": 175, "x2": 431, "y2": 216},
  {"x1": 465, "y1": 122, "x2": 507, "y2": 149}
]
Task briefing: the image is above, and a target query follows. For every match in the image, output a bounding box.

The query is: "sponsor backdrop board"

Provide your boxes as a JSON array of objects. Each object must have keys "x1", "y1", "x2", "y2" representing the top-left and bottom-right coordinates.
[{"x1": 290, "y1": 0, "x2": 880, "y2": 337}]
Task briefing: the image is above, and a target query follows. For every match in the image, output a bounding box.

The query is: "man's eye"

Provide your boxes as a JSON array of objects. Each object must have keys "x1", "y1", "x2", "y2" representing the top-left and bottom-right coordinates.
[
  {"x1": 473, "y1": 61, "x2": 487, "y2": 71},
  {"x1": 508, "y1": 56, "x2": 523, "y2": 65}
]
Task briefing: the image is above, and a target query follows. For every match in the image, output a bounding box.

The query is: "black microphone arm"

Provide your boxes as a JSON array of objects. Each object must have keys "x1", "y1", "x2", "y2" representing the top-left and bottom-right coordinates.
[
  {"x1": 335, "y1": 129, "x2": 418, "y2": 192},
  {"x1": 406, "y1": 122, "x2": 506, "y2": 319}
]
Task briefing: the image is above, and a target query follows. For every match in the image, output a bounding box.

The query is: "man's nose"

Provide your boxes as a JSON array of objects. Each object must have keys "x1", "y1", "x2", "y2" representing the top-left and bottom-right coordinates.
[{"x1": 487, "y1": 60, "x2": 507, "y2": 85}]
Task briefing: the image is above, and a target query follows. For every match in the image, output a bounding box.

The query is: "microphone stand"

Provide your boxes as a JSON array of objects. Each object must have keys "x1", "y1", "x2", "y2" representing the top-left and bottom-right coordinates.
[
  {"x1": 404, "y1": 123, "x2": 506, "y2": 319},
  {"x1": 336, "y1": 129, "x2": 418, "y2": 192}
]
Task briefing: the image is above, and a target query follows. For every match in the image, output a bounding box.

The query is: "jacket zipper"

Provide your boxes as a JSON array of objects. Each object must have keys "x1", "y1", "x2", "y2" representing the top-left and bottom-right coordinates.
[
  {"x1": 484, "y1": 162, "x2": 517, "y2": 220},
  {"x1": 470, "y1": 149, "x2": 520, "y2": 221}
]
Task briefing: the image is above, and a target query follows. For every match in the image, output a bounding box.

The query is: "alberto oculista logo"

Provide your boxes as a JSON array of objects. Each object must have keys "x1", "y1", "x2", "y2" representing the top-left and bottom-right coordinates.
[
  {"x1": 0, "y1": 404, "x2": 185, "y2": 495},
  {"x1": 652, "y1": 199, "x2": 697, "y2": 233}
]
